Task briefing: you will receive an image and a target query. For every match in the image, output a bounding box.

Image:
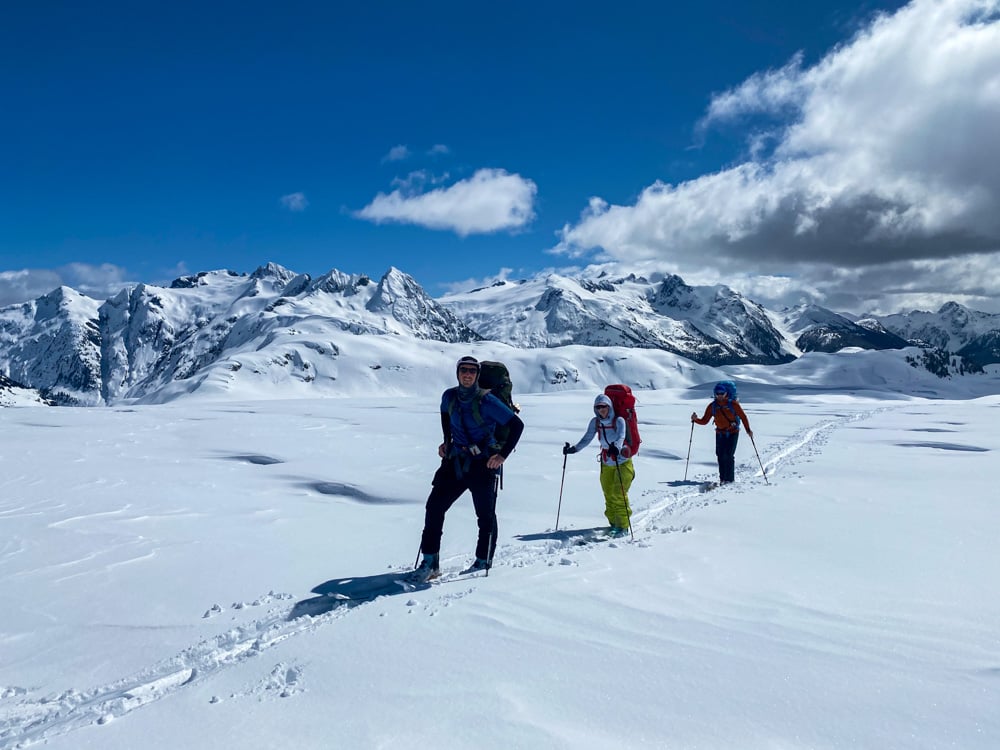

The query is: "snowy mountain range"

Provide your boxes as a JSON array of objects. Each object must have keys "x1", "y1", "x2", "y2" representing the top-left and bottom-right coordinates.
[
  {"x1": 876, "y1": 301, "x2": 1000, "y2": 367},
  {"x1": 1, "y1": 263, "x2": 998, "y2": 405},
  {"x1": 439, "y1": 273, "x2": 796, "y2": 365},
  {"x1": 778, "y1": 304, "x2": 911, "y2": 354}
]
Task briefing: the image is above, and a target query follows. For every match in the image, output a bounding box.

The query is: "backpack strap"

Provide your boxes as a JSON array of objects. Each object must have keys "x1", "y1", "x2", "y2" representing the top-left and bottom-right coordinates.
[
  {"x1": 597, "y1": 421, "x2": 610, "y2": 462},
  {"x1": 711, "y1": 401, "x2": 740, "y2": 432},
  {"x1": 597, "y1": 419, "x2": 625, "y2": 454},
  {"x1": 446, "y1": 388, "x2": 495, "y2": 458},
  {"x1": 470, "y1": 388, "x2": 489, "y2": 426},
  {"x1": 447, "y1": 387, "x2": 489, "y2": 426}
]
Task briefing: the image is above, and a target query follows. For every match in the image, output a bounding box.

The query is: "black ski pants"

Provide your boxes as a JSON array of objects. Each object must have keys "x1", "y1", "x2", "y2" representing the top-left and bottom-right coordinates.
[
  {"x1": 715, "y1": 430, "x2": 740, "y2": 483},
  {"x1": 420, "y1": 458, "x2": 499, "y2": 561}
]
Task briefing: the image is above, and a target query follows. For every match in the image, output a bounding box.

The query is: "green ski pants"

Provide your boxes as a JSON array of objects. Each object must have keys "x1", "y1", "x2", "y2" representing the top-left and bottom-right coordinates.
[{"x1": 599, "y1": 459, "x2": 634, "y2": 529}]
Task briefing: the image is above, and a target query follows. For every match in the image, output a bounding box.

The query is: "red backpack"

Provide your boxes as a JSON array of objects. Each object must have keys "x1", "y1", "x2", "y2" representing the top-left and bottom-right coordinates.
[{"x1": 603, "y1": 384, "x2": 641, "y2": 457}]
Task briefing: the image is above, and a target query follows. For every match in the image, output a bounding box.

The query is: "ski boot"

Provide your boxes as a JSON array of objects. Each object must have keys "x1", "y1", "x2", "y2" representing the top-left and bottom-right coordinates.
[
  {"x1": 410, "y1": 553, "x2": 440, "y2": 583},
  {"x1": 461, "y1": 557, "x2": 491, "y2": 575}
]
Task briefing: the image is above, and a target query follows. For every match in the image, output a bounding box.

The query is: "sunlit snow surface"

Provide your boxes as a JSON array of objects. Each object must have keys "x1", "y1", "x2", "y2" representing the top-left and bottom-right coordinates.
[{"x1": 2, "y1": 365, "x2": 999, "y2": 749}]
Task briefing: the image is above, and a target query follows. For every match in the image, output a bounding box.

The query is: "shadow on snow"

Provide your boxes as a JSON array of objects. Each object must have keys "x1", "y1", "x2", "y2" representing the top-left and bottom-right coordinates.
[
  {"x1": 513, "y1": 526, "x2": 609, "y2": 543},
  {"x1": 287, "y1": 572, "x2": 429, "y2": 620}
]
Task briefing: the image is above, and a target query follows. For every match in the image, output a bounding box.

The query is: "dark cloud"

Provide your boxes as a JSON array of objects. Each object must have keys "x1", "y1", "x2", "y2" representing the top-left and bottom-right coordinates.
[
  {"x1": 556, "y1": 0, "x2": 1000, "y2": 313},
  {"x1": 716, "y1": 193, "x2": 1000, "y2": 268}
]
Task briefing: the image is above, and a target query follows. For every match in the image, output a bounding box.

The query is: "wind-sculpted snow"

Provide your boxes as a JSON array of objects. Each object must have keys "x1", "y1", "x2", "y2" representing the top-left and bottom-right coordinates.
[
  {"x1": 1, "y1": 389, "x2": 998, "y2": 749},
  {"x1": 0, "y1": 591, "x2": 322, "y2": 749},
  {"x1": 0, "y1": 405, "x2": 898, "y2": 749}
]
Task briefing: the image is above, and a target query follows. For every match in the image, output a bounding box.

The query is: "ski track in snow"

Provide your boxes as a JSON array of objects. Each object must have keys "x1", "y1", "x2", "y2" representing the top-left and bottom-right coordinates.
[{"x1": 0, "y1": 407, "x2": 886, "y2": 749}]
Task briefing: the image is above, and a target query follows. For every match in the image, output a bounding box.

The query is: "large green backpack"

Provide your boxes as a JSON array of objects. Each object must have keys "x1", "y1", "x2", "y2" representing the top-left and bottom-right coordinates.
[{"x1": 478, "y1": 360, "x2": 519, "y2": 450}]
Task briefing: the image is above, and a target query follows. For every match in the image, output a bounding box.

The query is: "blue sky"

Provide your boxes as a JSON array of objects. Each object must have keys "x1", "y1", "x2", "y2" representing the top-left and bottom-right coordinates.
[{"x1": 4, "y1": 0, "x2": 1000, "y2": 313}]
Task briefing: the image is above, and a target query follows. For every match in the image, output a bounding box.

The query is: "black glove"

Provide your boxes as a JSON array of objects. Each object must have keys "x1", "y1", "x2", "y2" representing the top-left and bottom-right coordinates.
[
  {"x1": 562, "y1": 442, "x2": 577, "y2": 455},
  {"x1": 608, "y1": 444, "x2": 620, "y2": 459}
]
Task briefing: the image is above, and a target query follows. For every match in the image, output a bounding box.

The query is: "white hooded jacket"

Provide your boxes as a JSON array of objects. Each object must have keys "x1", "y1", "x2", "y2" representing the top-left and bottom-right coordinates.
[{"x1": 569, "y1": 394, "x2": 630, "y2": 467}]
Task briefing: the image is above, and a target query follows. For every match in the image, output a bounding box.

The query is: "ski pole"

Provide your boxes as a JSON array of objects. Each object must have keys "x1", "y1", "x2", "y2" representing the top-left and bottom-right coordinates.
[
  {"x1": 748, "y1": 432, "x2": 769, "y2": 485},
  {"x1": 485, "y1": 470, "x2": 500, "y2": 577},
  {"x1": 555, "y1": 450, "x2": 568, "y2": 531},
  {"x1": 683, "y1": 420, "x2": 694, "y2": 481},
  {"x1": 612, "y1": 454, "x2": 634, "y2": 541}
]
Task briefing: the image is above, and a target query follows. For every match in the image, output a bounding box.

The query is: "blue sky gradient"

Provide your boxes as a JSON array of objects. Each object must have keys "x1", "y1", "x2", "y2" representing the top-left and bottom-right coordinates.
[{"x1": 4, "y1": 0, "x2": 999, "y2": 313}]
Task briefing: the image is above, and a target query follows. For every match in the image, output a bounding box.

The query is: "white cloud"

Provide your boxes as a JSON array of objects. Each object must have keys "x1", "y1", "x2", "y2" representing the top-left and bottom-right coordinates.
[
  {"x1": 381, "y1": 145, "x2": 411, "y2": 163},
  {"x1": 428, "y1": 144, "x2": 450, "y2": 156},
  {"x1": 438, "y1": 268, "x2": 515, "y2": 295},
  {"x1": 280, "y1": 192, "x2": 309, "y2": 212},
  {"x1": 697, "y1": 52, "x2": 808, "y2": 132},
  {"x1": 556, "y1": 0, "x2": 1000, "y2": 313},
  {"x1": 356, "y1": 168, "x2": 538, "y2": 236},
  {"x1": 389, "y1": 170, "x2": 451, "y2": 191},
  {"x1": 0, "y1": 263, "x2": 133, "y2": 307},
  {"x1": 0, "y1": 269, "x2": 62, "y2": 307}
]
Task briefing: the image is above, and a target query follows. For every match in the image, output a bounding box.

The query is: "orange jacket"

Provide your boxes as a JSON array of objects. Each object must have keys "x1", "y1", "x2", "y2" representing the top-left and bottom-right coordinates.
[{"x1": 694, "y1": 398, "x2": 750, "y2": 433}]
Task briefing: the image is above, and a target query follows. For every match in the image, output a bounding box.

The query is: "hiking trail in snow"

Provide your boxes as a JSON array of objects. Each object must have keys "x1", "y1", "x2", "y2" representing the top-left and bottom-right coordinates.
[{"x1": 0, "y1": 407, "x2": 885, "y2": 750}]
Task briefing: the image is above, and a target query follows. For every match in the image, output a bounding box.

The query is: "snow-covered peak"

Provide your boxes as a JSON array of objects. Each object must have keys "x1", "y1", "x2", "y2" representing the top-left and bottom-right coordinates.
[
  {"x1": 781, "y1": 303, "x2": 853, "y2": 333},
  {"x1": 650, "y1": 274, "x2": 704, "y2": 314},
  {"x1": 366, "y1": 267, "x2": 481, "y2": 342},
  {"x1": 169, "y1": 269, "x2": 244, "y2": 289},
  {"x1": 249, "y1": 262, "x2": 297, "y2": 284},
  {"x1": 0, "y1": 287, "x2": 102, "y2": 405},
  {"x1": 366, "y1": 267, "x2": 424, "y2": 311},
  {"x1": 310, "y1": 269, "x2": 370, "y2": 296},
  {"x1": 31, "y1": 286, "x2": 100, "y2": 323}
]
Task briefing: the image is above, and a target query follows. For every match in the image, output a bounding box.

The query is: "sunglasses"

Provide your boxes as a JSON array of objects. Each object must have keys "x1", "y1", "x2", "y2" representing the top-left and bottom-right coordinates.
[
  {"x1": 596, "y1": 404, "x2": 610, "y2": 410},
  {"x1": 714, "y1": 391, "x2": 727, "y2": 396},
  {"x1": 458, "y1": 366, "x2": 479, "y2": 374}
]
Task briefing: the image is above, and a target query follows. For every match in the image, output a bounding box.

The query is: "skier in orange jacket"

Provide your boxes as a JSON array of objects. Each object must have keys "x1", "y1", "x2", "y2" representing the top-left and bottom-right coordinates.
[{"x1": 691, "y1": 381, "x2": 753, "y2": 484}]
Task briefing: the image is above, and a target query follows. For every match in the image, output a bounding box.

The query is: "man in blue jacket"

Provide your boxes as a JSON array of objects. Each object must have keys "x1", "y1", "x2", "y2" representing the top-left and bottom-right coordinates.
[{"x1": 411, "y1": 356, "x2": 524, "y2": 581}]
